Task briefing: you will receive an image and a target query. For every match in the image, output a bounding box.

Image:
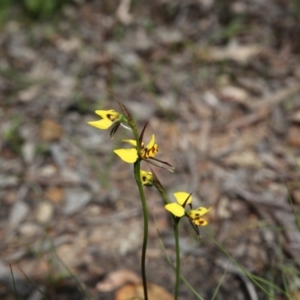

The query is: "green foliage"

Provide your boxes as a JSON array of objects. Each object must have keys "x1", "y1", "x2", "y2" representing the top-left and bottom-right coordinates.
[
  {"x1": 22, "y1": 0, "x2": 70, "y2": 18},
  {"x1": 0, "y1": 0, "x2": 72, "y2": 23},
  {"x1": 3, "y1": 116, "x2": 23, "y2": 155}
]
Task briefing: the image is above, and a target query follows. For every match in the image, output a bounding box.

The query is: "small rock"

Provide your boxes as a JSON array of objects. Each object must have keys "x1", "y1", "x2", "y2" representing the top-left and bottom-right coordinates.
[
  {"x1": 0, "y1": 174, "x2": 19, "y2": 188},
  {"x1": 203, "y1": 91, "x2": 220, "y2": 107},
  {"x1": 19, "y1": 222, "x2": 40, "y2": 237},
  {"x1": 63, "y1": 188, "x2": 92, "y2": 215},
  {"x1": 60, "y1": 168, "x2": 82, "y2": 184},
  {"x1": 50, "y1": 143, "x2": 65, "y2": 168},
  {"x1": 35, "y1": 201, "x2": 53, "y2": 224},
  {"x1": 39, "y1": 164, "x2": 58, "y2": 177},
  {"x1": 8, "y1": 201, "x2": 29, "y2": 230},
  {"x1": 155, "y1": 28, "x2": 183, "y2": 45},
  {"x1": 21, "y1": 142, "x2": 35, "y2": 164},
  {"x1": 217, "y1": 197, "x2": 232, "y2": 219}
]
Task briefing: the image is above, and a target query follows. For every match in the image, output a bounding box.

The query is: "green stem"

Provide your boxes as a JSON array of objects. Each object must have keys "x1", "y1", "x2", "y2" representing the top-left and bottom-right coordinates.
[
  {"x1": 154, "y1": 185, "x2": 181, "y2": 299},
  {"x1": 134, "y1": 159, "x2": 148, "y2": 300},
  {"x1": 174, "y1": 220, "x2": 181, "y2": 300}
]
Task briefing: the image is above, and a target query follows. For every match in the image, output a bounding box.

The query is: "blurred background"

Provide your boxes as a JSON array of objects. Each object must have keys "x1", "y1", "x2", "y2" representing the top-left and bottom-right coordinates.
[{"x1": 1, "y1": 0, "x2": 300, "y2": 299}]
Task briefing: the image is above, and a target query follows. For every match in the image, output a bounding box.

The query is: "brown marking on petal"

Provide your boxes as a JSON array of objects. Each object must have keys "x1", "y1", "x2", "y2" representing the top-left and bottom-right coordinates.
[
  {"x1": 192, "y1": 217, "x2": 207, "y2": 226},
  {"x1": 107, "y1": 113, "x2": 115, "y2": 121},
  {"x1": 107, "y1": 112, "x2": 119, "y2": 121},
  {"x1": 149, "y1": 145, "x2": 158, "y2": 157},
  {"x1": 140, "y1": 144, "x2": 159, "y2": 160}
]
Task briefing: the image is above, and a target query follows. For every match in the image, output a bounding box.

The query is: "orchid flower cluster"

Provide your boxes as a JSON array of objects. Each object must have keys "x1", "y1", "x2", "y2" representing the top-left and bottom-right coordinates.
[
  {"x1": 88, "y1": 101, "x2": 210, "y2": 299},
  {"x1": 88, "y1": 107, "x2": 210, "y2": 229}
]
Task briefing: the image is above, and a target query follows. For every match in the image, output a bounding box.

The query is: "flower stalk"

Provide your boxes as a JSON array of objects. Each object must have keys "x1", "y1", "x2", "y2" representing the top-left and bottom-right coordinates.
[
  {"x1": 130, "y1": 111, "x2": 149, "y2": 300},
  {"x1": 174, "y1": 218, "x2": 181, "y2": 300},
  {"x1": 87, "y1": 97, "x2": 211, "y2": 300},
  {"x1": 134, "y1": 159, "x2": 149, "y2": 300}
]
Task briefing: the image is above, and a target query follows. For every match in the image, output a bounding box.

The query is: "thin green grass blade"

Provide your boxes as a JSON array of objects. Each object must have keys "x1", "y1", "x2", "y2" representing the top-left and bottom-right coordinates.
[
  {"x1": 286, "y1": 183, "x2": 300, "y2": 232},
  {"x1": 52, "y1": 247, "x2": 93, "y2": 300},
  {"x1": 19, "y1": 269, "x2": 50, "y2": 299},
  {"x1": 9, "y1": 265, "x2": 19, "y2": 300},
  {"x1": 210, "y1": 270, "x2": 227, "y2": 300},
  {"x1": 154, "y1": 215, "x2": 205, "y2": 300},
  {"x1": 208, "y1": 233, "x2": 280, "y2": 299}
]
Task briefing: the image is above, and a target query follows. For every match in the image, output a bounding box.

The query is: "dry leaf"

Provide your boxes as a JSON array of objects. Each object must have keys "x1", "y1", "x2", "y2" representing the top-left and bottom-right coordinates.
[
  {"x1": 220, "y1": 85, "x2": 249, "y2": 105},
  {"x1": 116, "y1": 0, "x2": 132, "y2": 25},
  {"x1": 223, "y1": 150, "x2": 263, "y2": 168},
  {"x1": 291, "y1": 188, "x2": 300, "y2": 205},
  {"x1": 40, "y1": 119, "x2": 63, "y2": 141},
  {"x1": 287, "y1": 126, "x2": 300, "y2": 147},
  {"x1": 290, "y1": 290, "x2": 300, "y2": 300},
  {"x1": 96, "y1": 269, "x2": 140, "y2": 292},
  {"x1": 18, "y1": 86, "x2": 40, "y2": 102},
  {"x1": 115, "y1": 282, "x2": 173, "y2": 300},
  {"x1": 45, "y1": 187, "x2": 64, "y2": 204},
  {"x1": 290, "y1": 110, "x2": 300, "y2": 123},
  {"x1": 198, "y1": 44, "x2": 263, "y2": 64}
]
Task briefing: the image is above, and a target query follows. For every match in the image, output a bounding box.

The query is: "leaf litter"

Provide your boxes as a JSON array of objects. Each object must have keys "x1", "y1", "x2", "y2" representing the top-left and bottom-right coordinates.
[{"x1": 1, "y1": 1, "x2": 300, "y2": 299}]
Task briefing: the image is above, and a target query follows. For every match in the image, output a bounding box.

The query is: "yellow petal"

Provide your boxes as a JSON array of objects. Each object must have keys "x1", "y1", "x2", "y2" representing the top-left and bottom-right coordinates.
[
  {"x1": 122, "y1": 139, "x2": 137, "y2": 147},
  {"x1": 145, "y1": 134, "x2": 155, "y2": 149},
  {"x1": 165, "y1": 203, "x2": 185, "y2": 217},
  {"x1": 173, "y1": 192, "x2": 192, "y2": 206},
  {"x1": 189, "y1": 207, "x2": 211, "y2": 218},
  {"x1": 192, "y1": 218, "x2": 208, "y2": 226},
  {"x1": 114, "y1": 148, "x2": 138, "y2": 163},
  {"x1": 88, "y1": 119, "x2": 113, "y2": 129},
  {"x1": 140, "y1": 170, "x2": 153, "y2": 186},
  {"x1": 95, "y1": 109, "x2": 119, "y2": 121}
]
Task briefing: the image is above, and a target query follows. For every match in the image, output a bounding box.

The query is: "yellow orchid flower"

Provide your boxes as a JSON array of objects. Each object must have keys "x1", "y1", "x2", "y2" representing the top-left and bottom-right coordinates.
[
  {"x1": 114, "y1": 134, "x2": 159, "y2": 164},
  {"x1": 188, "y1": 207, "x2": 211, "y2": 226},
  {"x1": 165, "y1": 192, "x2": 192, "y2": 217},
  {"x1": 88, "y1": 110, "x2": 121, "y2": 129},
  {"x1": 165, "y1": 192, "x2": 210, "y2": 226},
  {"x1": 88, "y1": 109, "x2": 129, "y2": 138},
  {"x1": 140, "y1": 170, "x2": 153, "y2": 186}
]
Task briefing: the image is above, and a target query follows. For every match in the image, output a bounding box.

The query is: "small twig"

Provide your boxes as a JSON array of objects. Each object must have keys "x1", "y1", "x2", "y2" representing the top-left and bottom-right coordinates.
[
  {"x1": 234, "y1": 188, "x2": 292, "y2": 212},
  {"x1": 227, "y1": 83, "x2": 300, "y2": 130},
  {"x1": 247, "y1": 83, "x2": 300, "y2": 110},
  {"x1": 84, "y1": 207, "x2": 141, "y2": 225}
]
